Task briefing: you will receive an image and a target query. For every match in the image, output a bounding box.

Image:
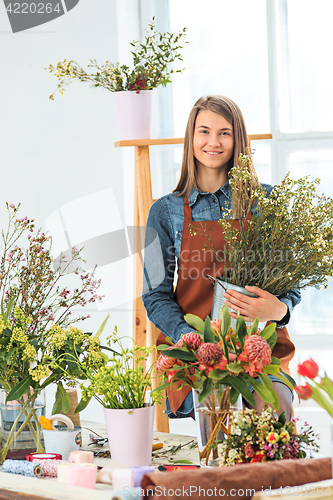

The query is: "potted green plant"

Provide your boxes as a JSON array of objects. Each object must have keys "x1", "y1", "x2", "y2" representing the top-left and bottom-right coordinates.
[
  {"x1": 0, "y1": 203, "x2": 105, "y2": 462},
  {"x1": 48, "y1": 17, "x2": 187, "y2": 140},
  {"x1": 73, "y1": 325, "x2": 162, "y2": 467},
  {"x1": 154, "y1": 304, "x2": 295, "y2": 466}
]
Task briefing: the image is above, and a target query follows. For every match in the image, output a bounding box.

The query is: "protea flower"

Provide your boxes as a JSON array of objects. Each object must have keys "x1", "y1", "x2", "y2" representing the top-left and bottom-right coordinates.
[
  {"x1": 242, "y1": 334, "x2": 271, "y2": 376},
  {"x1": 210, "y1": 319, "x2": 221, "y2": 333},
  {"x1": 155, "y1": 354, "x2": 176, "y2": 373},
  {"x1": 182, "y1": 332, "x2": 201, "y2": 351},
  {"x1": 196, "y1": 342, "x2": 223, "y2": 365}
]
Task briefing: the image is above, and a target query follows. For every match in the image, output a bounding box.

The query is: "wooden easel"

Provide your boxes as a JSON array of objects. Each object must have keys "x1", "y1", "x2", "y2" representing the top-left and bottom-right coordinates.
[{"x1": 114, "y1": 134, "x2": 272, "y2": 432}]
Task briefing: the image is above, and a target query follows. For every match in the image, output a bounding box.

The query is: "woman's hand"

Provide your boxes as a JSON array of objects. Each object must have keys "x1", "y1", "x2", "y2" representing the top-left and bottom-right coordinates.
[{"x1": 223, "y1": 285, "x2": 288, "y2": 323}]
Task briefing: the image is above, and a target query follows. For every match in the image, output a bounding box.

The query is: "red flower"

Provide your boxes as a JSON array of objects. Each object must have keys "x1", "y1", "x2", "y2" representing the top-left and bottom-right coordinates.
[
  {"x1": 295, "y1": 383, "x2": 313, "y2": 400},
  {"x1": 251, "y1": 451, "x2": 265, "y2": 463},
  {"x1": 155, "y1": 354, "x2": 176, "y2": 373},
  {"x1": 197, "y1": 343, "x2": 223, "y2": 365},
  {"x1": 297, "y1": 358, "x2": 319, "y2": 380},
  {"x1": 243, "y1": 335, "x2": 271, "y2": 376}
]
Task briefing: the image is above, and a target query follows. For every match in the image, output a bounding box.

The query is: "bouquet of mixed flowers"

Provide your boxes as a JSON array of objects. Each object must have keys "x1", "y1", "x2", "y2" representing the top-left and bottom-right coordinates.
[
  {"x1": 219, "y1": 407, "x2": 319, "y2": 466},
  {"x1": 190, "y1": 154, "x2": 333, "y2": 295},
  {"x1": 295, "y1": 358, "x2": 333, "y2": 418},
  {"x1": 154, "y1": 305, "x2": 295, "y2": 464},
  {"x1": 0, "y1": 202, "x2": 106, "y2": 461}
]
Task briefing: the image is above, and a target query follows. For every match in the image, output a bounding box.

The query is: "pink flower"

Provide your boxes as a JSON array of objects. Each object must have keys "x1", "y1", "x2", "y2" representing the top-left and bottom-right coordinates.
[
  {"x1": 244, "y1": 443, "x2": 255, "y2": 458},
  {"x1": 181, "y1": 332, "x2": 201, "y2": 351},
  {"x1": 243, "y1": 334, "x2": 271, "y2": 376},
  {"x1": 297, "y1": 358, "x2": 319, "y2": 380},
  {"x1": 210, "y1": 319, "x2": 221, "y2": 333},
  {"x1": 155, "y1": 354, "x2": 176, "y2": 373}
]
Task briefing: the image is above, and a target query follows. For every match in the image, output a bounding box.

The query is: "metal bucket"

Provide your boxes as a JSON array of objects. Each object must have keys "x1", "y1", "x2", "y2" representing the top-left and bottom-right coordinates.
[{"x1": 207, "y1": 274, "x2": 266, "y2": 330}]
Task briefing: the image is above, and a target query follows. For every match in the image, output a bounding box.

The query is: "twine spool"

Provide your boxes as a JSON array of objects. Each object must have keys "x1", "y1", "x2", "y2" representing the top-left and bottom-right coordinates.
[{"x1": 63, "y1": 389, "x2": 81, "y2": 427}]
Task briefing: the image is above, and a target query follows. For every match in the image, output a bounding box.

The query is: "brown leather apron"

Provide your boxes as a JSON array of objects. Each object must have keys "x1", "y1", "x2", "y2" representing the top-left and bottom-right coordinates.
[{"x1": 159, "y1": 197, "x2": 295, "y2": 415}]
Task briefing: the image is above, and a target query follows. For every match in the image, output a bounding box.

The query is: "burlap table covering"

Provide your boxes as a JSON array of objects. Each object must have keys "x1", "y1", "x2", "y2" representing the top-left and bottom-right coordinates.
[{"x1": 142, "y1": 458, "x2": 331, "y2": 500}]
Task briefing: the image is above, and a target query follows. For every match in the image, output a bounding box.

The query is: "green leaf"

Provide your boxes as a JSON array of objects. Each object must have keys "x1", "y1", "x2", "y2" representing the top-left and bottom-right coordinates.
[
  {"x1": 227, "y1": 362, "x2": 243, "y2": 374},
  {"x1": 251, "y1": 378, "x2": 276, "y2": 404},
  {"x1": 53, "y1": 382, "x2": 71, "y2": 414},
  {"x1": 4, "y1": 298, "x2": 15, "y2": 323},
  {"x1": 249, "y1": 317, "x2": 259, "y2": 334},
  {"x1": 220, "y1": 305, "x2": 231, "y2": 336},
  {"x1": 207, "y1": 370, "x2": 229, "y2": 380},
  {"x1": 94, "y1": 314, "x2": 109, "y2": 338},
  {"x1": 229, "y1": 386, "x2": 239, "y2": 405},
  {"x1": 157, "y1": 344, "x2": 172, "y2": 351},
  {"x1": 270, "y1": 356, "x2": 281, "y2": 365},
  {"x1": 160, "y1": 348, "x2": 197, "y2": 362},
  {"x1": 198, "y1": 378, "x2": 212, "y2": 403},
  {"x1": 204, "y1": 316, "x2": 214, "y2": 343},
  {"x1": 75, "y1": 395, "x2": 92, "y2": 413},
  {"x1": 275, "y1": 371, "x2": 296, "y2": 391},
  {"x1": 236, "y1": 317, "x2": 247, "y2": 350},
  {"x1": 278, "y1": 411, "x2": 286, "y2": 426},
  {"x1": 4, "y1": 328, "x2": 12, "y2": 338},
  {"x1": 151, "y1": 382, "x2": 170, "y2": 393},
  {"x1": 264, "y1": 364, "x2": 280, "y2": 375},
  {"x1": 321, "y1": 374, "x2": 333, "y2": 400},
  {"x1": 260, "y1": 323, "x2": 276, "y2": 341},
  {"x1": 168, "y1": 459, "x2": 195, "y2": 465},
  {"x1": 267, "y1": 330, "x2": 277, "y2": 351},
  {"x1": 0, "y1": 337, "x2": 9, "y2": 345},
  {"x1": 5, "y1": 347, "x2": 16, "y2": 362},
  {"x1": 223, "y1": 375, "x2": 256, "y2": 406},
  {"x1": 184, "y1": 314, "x2": 205, "y2": 333},
  {"x1": 6, "y1": 376, "x2": 32, "y2": 402}
]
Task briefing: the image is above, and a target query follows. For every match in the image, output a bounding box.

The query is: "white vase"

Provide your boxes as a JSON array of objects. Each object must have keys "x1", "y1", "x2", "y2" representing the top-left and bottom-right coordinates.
[
  {"x1": 103, "y1": 405, "x2": 155, "y2": 466},
  {"x1": 113, "y1": 89, "x2": 153, "y2": 141}
]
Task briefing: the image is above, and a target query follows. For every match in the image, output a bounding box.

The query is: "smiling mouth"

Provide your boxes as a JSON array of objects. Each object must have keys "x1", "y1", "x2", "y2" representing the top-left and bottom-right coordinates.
[{"x1": 204, "y1": 151, "x2": 223, "y2": 156}]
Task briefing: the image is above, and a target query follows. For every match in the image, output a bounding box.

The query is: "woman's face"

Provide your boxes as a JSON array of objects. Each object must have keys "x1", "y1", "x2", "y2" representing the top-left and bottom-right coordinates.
[{"x1": 193, "y1": 110, "x2": 234, "y2": 174}]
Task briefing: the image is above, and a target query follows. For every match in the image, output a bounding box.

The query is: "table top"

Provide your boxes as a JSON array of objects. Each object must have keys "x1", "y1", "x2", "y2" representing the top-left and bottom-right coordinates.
[{"x1": 0, "y1": 421, "x2": 199, "y2": 500}]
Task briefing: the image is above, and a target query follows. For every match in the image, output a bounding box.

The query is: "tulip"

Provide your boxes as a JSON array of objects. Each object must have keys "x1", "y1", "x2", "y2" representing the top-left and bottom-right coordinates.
[
  {"x1": 295, "y1": 383, "x2": 313, "y2": 400},
  {"x1": 297, "y1": 358, "x2": 319, "y2": 379}
]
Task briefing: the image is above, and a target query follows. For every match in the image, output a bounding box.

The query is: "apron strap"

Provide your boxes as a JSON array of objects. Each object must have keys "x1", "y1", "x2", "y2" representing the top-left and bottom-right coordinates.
[{"x1": 183, "y1": 197, "x2": 193, "y2": 222}]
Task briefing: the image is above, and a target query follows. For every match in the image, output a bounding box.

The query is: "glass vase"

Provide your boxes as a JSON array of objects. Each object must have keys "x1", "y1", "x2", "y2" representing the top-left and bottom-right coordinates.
[
  {"x1": 0, "y1": 389, "x2": 45, "y2": 462},
  {"x1": 193, "y1": 386, "x2": 242, "y2": 467}
]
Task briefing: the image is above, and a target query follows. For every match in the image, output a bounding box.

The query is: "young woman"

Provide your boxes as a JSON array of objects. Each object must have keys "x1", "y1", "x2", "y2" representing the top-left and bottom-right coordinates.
[{"x1": 142, "y1": 95, "x2": 301, "y2": 421}]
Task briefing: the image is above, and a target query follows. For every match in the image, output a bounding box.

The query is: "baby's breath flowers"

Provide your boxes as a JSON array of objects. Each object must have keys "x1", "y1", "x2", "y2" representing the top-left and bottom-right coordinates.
[
  {"x1": 190, "y1": 154, "x2": 333, "y2": 295},
  {"x1": 48, "y1": 17, "x2": 187, "y2": 100},
  {"x1": 219, "y1": 408, "x2": 319, "y2": 466},
  {"x1": 76, "y1": 326, "x2": 162, "y2": 411}
]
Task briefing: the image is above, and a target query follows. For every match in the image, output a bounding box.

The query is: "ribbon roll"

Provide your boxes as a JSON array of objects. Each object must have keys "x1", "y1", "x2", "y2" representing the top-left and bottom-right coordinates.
[
  {"x1": 32, "y1": 459, "x2": 67, "y2": 478},
  {"x1": 3, "y1": 459, "x2": 43, "y2": 477},
  {"x1": 26, "y1": 452, "x2": 62, "y2": 461},
  {"x1": 68, "y1": 450, "x2": 94, "y2": 464},
  {"x1": 49, "y1": 414, "x2": 74, "y2": 431}
]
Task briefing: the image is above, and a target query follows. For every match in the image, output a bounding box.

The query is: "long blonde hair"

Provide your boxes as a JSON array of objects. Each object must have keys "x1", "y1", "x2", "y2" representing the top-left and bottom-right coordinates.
[{"x1": 174, "y1": 95, "x2": 258, "y2": 197}]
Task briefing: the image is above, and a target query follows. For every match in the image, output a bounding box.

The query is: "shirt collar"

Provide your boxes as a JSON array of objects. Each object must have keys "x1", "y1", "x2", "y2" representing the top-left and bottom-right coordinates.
[{"x1": 187, "y1": 181, "x2": 232, "y2": 207}]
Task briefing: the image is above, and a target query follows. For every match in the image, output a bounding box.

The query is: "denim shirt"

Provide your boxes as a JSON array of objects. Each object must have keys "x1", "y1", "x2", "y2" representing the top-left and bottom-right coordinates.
[{"x1": 142, "y1": 181, "x2": 301, "y2": 345}]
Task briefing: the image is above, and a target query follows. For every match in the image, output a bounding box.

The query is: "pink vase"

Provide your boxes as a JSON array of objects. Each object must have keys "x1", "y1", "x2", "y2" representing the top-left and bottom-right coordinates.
[
  {"x1": 113, "y1": 89, "x2": 153, "y2": 141},
  {"x1": 103, "y1": 405, "x2": 155, "y2": 466}
]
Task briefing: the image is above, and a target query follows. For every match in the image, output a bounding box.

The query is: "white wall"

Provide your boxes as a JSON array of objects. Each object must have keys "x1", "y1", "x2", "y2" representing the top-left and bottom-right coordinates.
[{"x1": 0, "y1": 0, "x2": 142, "y2": 421}]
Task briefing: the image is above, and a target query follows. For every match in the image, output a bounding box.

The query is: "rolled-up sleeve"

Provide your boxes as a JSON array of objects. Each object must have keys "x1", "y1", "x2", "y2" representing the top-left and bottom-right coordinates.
[
  {"x1": 142, "y1": 199, "x2": 193, "y2": 343},
  {"x1": 275, "y1": 288, "x2": 302, "y2": 328}
]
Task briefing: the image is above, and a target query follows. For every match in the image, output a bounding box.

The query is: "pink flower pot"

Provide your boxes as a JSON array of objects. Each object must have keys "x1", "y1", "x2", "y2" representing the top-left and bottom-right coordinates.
[
  {"x1": 113, "y1": 89, "x2": 153, "y2": 141},
  {"x1": 103, "y1": 405, "x2": 155, "y2": 466}
]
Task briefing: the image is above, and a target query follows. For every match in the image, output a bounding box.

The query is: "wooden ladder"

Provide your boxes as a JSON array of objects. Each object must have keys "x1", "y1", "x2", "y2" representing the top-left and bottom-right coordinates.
[{"x1": 114, "y1": 134, "x2": 272, "y2": 432}]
